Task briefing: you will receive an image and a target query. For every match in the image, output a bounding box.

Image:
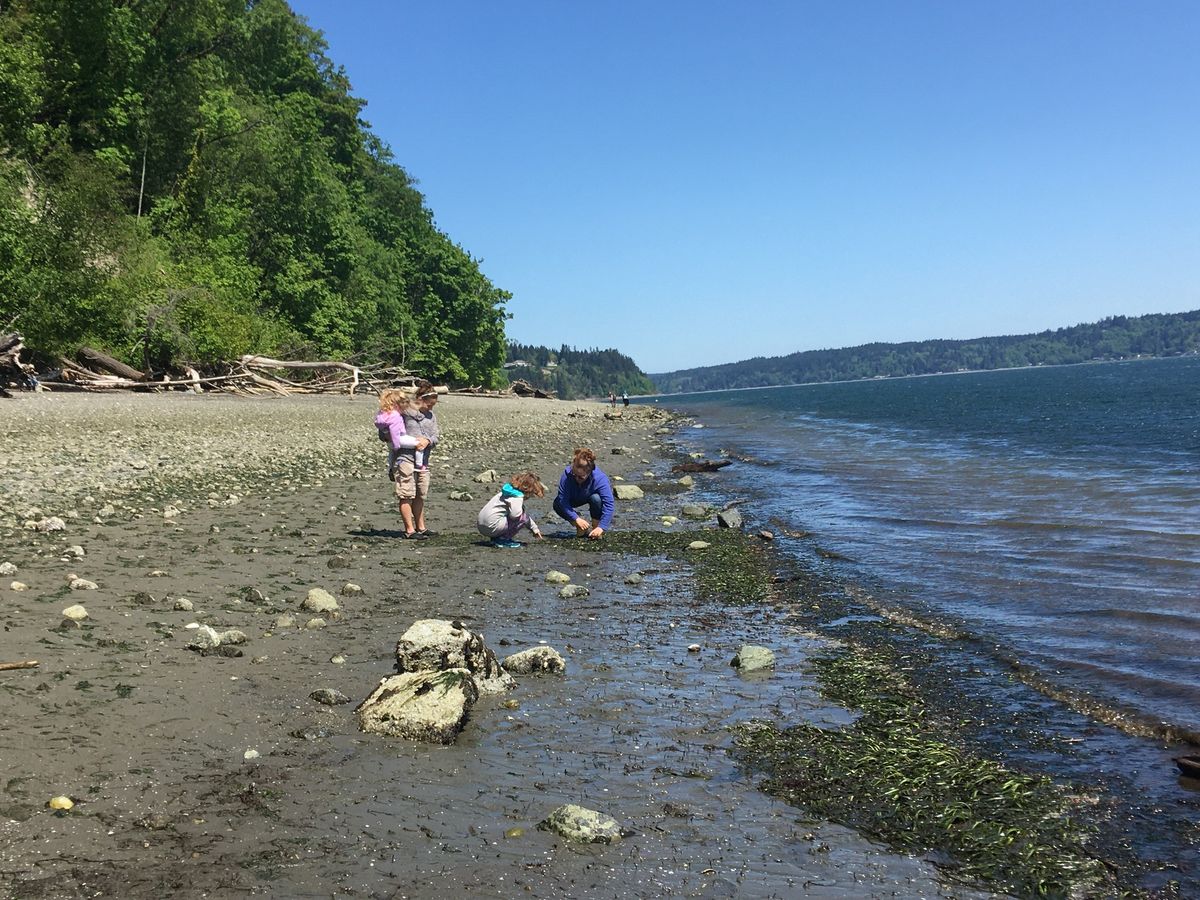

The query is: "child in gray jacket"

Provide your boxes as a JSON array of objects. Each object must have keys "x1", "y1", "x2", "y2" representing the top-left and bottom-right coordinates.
[{"x1": 477, "y1": 472, "x2": 545, "y2": 548}]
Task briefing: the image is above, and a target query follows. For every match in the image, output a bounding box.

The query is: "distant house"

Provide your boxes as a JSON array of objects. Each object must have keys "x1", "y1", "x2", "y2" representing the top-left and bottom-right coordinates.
[{"x1": 503, "y1": 360, "x2": 529, "y2": 369}]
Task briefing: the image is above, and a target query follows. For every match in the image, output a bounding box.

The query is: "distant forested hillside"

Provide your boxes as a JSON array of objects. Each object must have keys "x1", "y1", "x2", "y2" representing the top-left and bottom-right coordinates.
[
  {"x1": 505, "y1": 343, "x2": 655, "y2": 400},
  {"x1": 0, "y1": 1, "x2": 509, "y2": 386},
  {"x1": 651, "y1": 310, "x2": 1200, "y2": 394}
]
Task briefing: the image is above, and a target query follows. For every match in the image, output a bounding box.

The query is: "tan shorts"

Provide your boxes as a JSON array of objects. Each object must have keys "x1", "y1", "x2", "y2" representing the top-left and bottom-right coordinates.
[{"x1": 393, "y1": 459, "x2": 430, "y2": 500}]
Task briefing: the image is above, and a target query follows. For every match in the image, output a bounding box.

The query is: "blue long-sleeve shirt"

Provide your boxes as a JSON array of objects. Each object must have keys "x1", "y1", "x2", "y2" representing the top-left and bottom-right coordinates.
[{"x1": 553, "y1": 465, "x2": 615, "y2": 530}]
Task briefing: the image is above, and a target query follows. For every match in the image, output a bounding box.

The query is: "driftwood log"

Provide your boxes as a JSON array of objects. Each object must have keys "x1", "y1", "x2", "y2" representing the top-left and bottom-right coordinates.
[
  {"x1": 79, "y1": 346, "x2": 145, "y2": 380},
  {"x1": 0, "y1": 660, "x2": 39, "y2": 671},
  {"x1": 671, "y1": 460, "x2": 733, "y2": 473}
]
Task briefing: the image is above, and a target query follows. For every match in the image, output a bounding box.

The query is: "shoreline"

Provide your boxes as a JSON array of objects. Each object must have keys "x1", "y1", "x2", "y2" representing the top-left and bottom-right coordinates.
[{"x1": 0, "y1": 393, "x2": 986, "y2": 898}]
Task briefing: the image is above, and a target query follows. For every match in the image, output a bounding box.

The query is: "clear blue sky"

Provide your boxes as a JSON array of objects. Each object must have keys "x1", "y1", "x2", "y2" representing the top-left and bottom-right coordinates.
[{"x1": 288, "y1": 1, "x2": 1198, "y2": 373}]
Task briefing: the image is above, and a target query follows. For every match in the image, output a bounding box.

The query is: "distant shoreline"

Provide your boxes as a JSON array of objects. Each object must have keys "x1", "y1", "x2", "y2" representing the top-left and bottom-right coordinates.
[{"x1": 643, "y1": 352, "x2": 1196, "y2": 399}]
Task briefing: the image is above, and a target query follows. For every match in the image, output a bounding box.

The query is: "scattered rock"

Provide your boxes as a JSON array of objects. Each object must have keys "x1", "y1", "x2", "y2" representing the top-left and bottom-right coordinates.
[
  {"x1": 611, "y1": 446, "x2": 633, "y2": 455},
  {"x1": 174, "y1": 598, "x2": 194, "y2": 612},
  {"x1": 30, "y1": 516, "x2": 66, "y2": 532},
  {"x1": 448, "y1": 490, "x2": 474, "y2": 501},
  {"x1": 680, "y1": 504, "x2": 708, "y2": 519},
  {"x1": 274, "y1": 614, "x2": 296, "y2": 629},
  {"x1": 310, "y1": 688, "x2": 351, "y2": 705},
  {"x1": 537, "y1": 804, "x2": 622, "y2": 844},
  {"x1": 687, "y1": 541, "x2": 710, "y2": 550},
  {"x1": 330, "y1": 654, "x2": 346, "y2": 665},
  {"x1": 187, "y1": 625, "x2": 223, "y2": 651},
  {"x1": 341, "y1": 583, "x2": 362, "y2": 595},
  {"x1": 717, "y1": 508, "x2": 743, "y2": 529},
  {"x1": 395, "y1": 619, "x2": 514, "y2": 693},
  {"x1": 502, "y1": 647, "x2": 566, "y2": 676},
  {"x1": 67, "y1": 575, "x2": 98, "y2": 590},
  {"x1": 613, "y1": 484, "x2": 644, "y2": 500},
  {"x1": 504, "y1": 827, "x2": 524, "y2": 839},
  {"x1": 291, "y1": 726, "x2": 332, "y2": 741},
  {"x1": 10, "y1": 581, "x2": 28, "y2": 591},
  {"x1": 677, "y1": 475, "x2": 695, "y2": 488},
  {"x1": 758, "y1": 530, "x2": 775, "y2": 541},
  {"x1": 61, "y1": 604, "x2": 89, "y2": 622},
  {"x1": 0, "y1": 562, "x2": 16, "y2": 576},
  {"x1": 660, "y1": 515, "x2": 678, "y2": 527},
  {"x1": 688, "y1": 643, "x2": 701, "y2": 653},
  {"x1": 305, "y1": 618, "x2": 328, "y2": 630},
  {"x1": 731, "y1": 644, "x2": 776, "y2": 672},
  {"x1": 300, "y1": 588, "x2": 340, "y2": 617},
  {"x1": 472, "y1": 469, "x2": 500, "y2": 483},
  {"x1": 559, "y1": 584, "x2": 589, "y2": 600},
  {"x1": 47, "y1": 796, "x2": 74, "y2": 811},
  {"x1": 64, "y1": 546, "x2": 85, "y2": 558},
  {"x1": 544, "y1": 571, "x2": 571, "y2": 585},
  {"x1": 243, "y1": 749, "x2": 259, "y2": 761},
  {"x1": 624, "y1": 573, "x2": 643, "y2": 585},
  {"x1": 219, "y1": 629, "x2": 247, "y2": 645},
  {"x1": 163, "y1": 506, "x2": 180, "y2": 519},
  {"x1": 355, "y1": 669, "x2": 480, "y2": 744},
  {"x1": 327, "y1": 555, "x2": 351, "y2": 569}
]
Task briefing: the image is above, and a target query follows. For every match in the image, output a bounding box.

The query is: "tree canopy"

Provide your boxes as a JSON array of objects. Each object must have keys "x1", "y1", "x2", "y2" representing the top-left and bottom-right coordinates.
[
  {"x1": 0, "y1": 0, "x2": 509, "y2": 386},
  {"x1": 505, "y1": 342, "x2": 655, "y2": 400},
  {"x1": 651, "y1": 311, "x2": 1200, "y2": 394}
]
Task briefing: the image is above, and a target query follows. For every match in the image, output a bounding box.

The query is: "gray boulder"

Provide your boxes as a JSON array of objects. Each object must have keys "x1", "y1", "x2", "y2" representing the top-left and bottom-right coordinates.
[
  {"x1": 301, "y1": 588, "x2": 340, "y2": 617},
  {"x1": 503, "y1": 647, "x2": 566, "y2": 675},
  {"x1": 396, "y1": 619, "x2": 514, "y2": 693},
  {"x1": 680, "y1": 504, "x2": 708, "y2": 519},
  {"x1": 558, "y1": 584, "x2": 589, "y2": 600},
  {"x1": 731, "y1": 644, "x2": 775, "y2": 672},
  {"x1": 717, "y1": 508, "x2": 743, "y2": 529},
  {"x1": 310, "y1": 688, "x2": 351, "y2": 706},
  {"x1": 355, "y1": 670, "x2": 479, "y2": 743},
  {"x1": 613, "y1": 484, "x2": 644, "y2": 500},
  {"x1": 473, "y1": 469, "x2": 500, "y2": 483},
  {"x1": 537, "y1": 804, "x2": 622, "y2": 843}
]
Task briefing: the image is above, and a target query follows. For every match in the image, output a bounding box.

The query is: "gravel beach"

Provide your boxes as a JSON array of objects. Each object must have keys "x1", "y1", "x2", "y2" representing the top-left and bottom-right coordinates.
[{"x1": 0, "y1": 393, "x2": 986, "y2": 898}]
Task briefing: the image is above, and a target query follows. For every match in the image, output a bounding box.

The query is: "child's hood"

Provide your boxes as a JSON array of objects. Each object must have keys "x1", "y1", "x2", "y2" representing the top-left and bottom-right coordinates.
[{"x1": 501, "y1": 482, "x2": 523, "y2": 499}]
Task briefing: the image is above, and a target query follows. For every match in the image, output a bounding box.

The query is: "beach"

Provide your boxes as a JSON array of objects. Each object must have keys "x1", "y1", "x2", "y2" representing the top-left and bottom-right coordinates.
[{"x1": 0, "y1": 393, "x2": 990, "y2": 899}]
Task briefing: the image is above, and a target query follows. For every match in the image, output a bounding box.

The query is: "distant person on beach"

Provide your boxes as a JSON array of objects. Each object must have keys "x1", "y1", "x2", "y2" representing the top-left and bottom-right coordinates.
[
  {"x1": 373, "y1": 388, "x2": 421, "y2": 482},
  {"x1": 621, "y1": 391, "x2": 629, "y2": 407},
  {"x1": 394, "y1": 381, "x2": 439, "y2": 539},
  {"x1": 609, "y1": 391, "x2": 616, "y2": 408},
  {"x1": 477, "y1": 472, "x2": 545, "y2": 548},
  {"x1": 553, "y1": 448, "x2": 614, "y2": 539}
]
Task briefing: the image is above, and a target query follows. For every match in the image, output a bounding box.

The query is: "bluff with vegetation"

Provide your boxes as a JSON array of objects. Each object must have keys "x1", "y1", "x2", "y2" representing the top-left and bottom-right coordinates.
[
  {"x1": 505, "y1": 343, "x2": 655, "y2": 400},
  {"x1": 651, "y1": 310, "x2": 1200, "y2": 394},
  {"x1": 0, "y1": 0, "x2": 509, "y2": 386}
]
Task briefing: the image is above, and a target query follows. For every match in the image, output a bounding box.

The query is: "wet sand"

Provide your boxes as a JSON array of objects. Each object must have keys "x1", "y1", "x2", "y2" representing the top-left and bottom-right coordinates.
[{"x1": 0, "y1": 393, "x2": 987, "y2": 898}]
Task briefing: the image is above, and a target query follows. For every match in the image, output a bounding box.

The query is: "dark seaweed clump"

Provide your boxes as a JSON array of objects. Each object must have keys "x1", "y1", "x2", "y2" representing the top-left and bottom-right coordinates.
[{"x1": 731, "y1": 646, "x2": 1113, "y2": 898}]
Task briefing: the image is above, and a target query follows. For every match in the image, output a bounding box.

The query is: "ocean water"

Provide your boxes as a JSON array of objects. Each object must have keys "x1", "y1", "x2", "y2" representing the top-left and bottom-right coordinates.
[{"x1": 650, "y1": 357, "x2": 1200, "y2": 735}]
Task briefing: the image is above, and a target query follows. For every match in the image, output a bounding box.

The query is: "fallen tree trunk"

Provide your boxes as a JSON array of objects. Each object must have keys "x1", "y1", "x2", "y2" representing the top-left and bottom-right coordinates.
[{"x1": 78, "y1": 347, "x2": 145, "y2": 380}]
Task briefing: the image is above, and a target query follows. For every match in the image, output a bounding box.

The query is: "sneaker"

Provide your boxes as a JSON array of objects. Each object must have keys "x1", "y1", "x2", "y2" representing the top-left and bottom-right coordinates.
[
  {"x1": 404, "y1": 531, "x2": 429, "y2": 541},
  {"x1": 418, "y1": 529, "x2": 438, "y2": 537},
  {"x1": 490, "y1": 538, "x2": 522, "y2": 549}
]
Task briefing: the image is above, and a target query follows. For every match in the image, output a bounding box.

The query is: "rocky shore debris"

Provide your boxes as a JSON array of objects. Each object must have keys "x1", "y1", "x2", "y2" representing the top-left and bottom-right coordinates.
[
  {"x1": 395, "y1": 619, "x2": 514, "y2": 694},
  {"x1": 537, "y1": 804, "x2": 623, "y2": 843},
  {"x1": 300, "y1": 588, "x2": 341, "y2": 619},
  {"x1": 356, "y1": 669, "x2": 480, "y2": 744},
  {"x1": 502, "y1": 647, "x2": 566, "y2": 676},
  {"x1": 731, "y1": 644, "x2": 776, "y2": 672},
  {"x1": 717, "y1": 507, "x2": 743, "y2": 529},
  {"x1": 558, "y1": 584, "x2": 589, "y2": 599},
  {"x1": 612, "y1": 484, "x2": 644, "y2": 500},
  {"x1": 544, "y1": 570, "x2": 571, "y2": 585}
]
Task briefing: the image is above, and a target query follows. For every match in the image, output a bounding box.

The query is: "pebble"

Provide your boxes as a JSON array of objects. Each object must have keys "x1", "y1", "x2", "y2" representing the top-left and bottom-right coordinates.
[
  {"x1": 48, "y1": 796, "x2": 74, "y2": 811},
  {"x1": 341, "y1": 583, "x2": 362, "y2": 595},
  {"x1": 61, "y1": 604, "x2": 89, "y2": 621},
  {"x1": 688, "y1": 644, "x2": 702, "y2": 653},
  {"x1": 544, "y1": 570, "x2": 571, "y2": 585},
  {"x1": 11, "y1": 581, "x2": 28, "y2": 591},
  {"x1": 559, "y1": 584, "x2": 589, "y2": 599},
  {"x1": 687, "y1": 541, "x2": 711, "y2": 550},
  {"x1": 243, "y1": 750, "x2": 260, "y2": 761},
  {"x1": 68, "y1": 575, "x2": 98, "y2": 590},
  {"x1": 330, "y1": 655, "x2": 346, "y2": 664},
  {"x1": 174, "y1": 598, "x2": 194, "y2": 612},
  {"x1": 310, "y1": 688, "x2": 351, "y2": 705},
  {"x1": 624, "y1": 573, "x2": 643, "y2": 585},
  {"x1": 305, "y1": 617, "x2": 327, "y2": 630},
  {"x1": 65, "y1": 546, "x2": 85, "y2": 558}
]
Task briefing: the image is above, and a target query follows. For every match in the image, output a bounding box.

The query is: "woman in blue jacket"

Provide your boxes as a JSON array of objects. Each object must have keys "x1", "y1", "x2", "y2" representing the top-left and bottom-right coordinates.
[{"x1": 553, "y1": 447, "x2": 614, "y2": 539}]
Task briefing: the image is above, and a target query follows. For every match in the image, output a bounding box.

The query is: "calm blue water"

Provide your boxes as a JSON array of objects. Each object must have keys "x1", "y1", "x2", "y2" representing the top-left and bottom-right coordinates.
[{"x1": 652, "y1": 357, "x2": 1200, "y2": 733}]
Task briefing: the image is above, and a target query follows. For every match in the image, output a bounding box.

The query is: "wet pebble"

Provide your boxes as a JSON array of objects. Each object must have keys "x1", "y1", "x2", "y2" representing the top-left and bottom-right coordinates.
[{"x1": 310, "y1": 688, "x2": 351, "y2": 705}]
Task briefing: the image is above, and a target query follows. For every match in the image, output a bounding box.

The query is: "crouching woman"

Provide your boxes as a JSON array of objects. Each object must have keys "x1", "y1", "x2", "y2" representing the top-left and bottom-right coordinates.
[{"x1": 477, "y1": 472, "x2": 545, "y2": 548}]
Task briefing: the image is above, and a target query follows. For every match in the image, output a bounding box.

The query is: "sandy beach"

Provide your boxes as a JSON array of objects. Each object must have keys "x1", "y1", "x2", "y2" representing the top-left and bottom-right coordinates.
[{"x1": 0, "y1": 393, "x2": 990, "y2": 898}]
